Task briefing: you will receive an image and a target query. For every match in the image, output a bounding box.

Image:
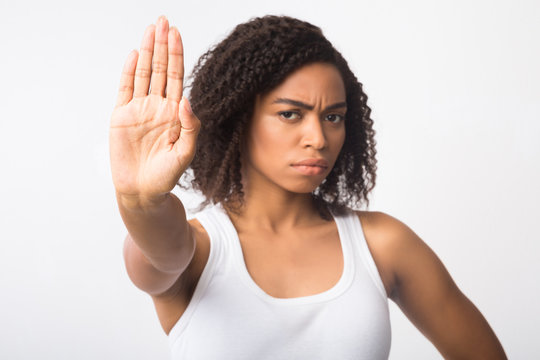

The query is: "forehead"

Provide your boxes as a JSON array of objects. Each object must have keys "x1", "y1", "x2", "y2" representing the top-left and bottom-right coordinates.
[{"x1": 260, "y1": 63, "x2": 346, "y2": 105}]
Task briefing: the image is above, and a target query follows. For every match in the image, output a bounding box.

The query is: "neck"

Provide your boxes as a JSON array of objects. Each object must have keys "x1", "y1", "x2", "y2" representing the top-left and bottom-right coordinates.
[{"x1": 226, "y1": 181, "x2": 323, "y2": 234}]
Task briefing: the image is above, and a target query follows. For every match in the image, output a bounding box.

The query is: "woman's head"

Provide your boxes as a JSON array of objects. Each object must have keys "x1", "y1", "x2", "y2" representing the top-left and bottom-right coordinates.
[
  {"x1": 245, "y1": 62, "x2": 347, "y2": 199},
  {"x1": 185, "y1": 15, "x2": 377, "y2": 214}
]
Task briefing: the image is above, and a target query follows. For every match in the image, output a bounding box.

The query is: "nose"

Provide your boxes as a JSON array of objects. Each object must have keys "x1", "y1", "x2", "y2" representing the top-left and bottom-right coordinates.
[{"x1": 301, "y1": 115, "x2": 327, "y2": 150}]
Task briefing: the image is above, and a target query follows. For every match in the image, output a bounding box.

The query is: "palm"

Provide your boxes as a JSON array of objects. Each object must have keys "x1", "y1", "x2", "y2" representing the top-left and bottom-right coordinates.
[{"x1": 109, "y1": 17, "x2": 199, "y2": 199}]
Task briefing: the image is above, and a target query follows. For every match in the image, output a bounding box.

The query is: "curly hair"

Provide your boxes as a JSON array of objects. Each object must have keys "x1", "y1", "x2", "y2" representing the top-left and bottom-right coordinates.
[{"x1": 182, "y1": 15, "x2": 377, "y2": 217}]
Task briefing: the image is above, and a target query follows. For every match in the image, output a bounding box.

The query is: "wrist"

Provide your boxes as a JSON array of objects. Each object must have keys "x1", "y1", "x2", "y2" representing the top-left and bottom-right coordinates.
[{"x1": 116, "y1": 191, "x2": 170, "y2": 210}]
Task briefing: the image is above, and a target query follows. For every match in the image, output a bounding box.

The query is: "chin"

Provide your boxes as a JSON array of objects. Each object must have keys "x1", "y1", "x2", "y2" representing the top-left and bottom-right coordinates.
[{"x1": 283, "y1": 178, "x2": 325, "y2": 194}]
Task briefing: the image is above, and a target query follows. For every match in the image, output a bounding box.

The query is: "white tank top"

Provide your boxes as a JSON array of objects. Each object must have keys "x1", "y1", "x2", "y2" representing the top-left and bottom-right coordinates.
[{"x1": 168, "y1": 204, "x2": 391, "y2": 359}]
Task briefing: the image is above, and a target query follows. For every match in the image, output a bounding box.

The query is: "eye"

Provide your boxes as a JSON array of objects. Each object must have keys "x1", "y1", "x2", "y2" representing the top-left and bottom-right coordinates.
[
  {"x1": 279, "y1": 111, "x2": 301, "y2": 120},
  {"x1": 325, "y1": 114, "x2": 345, "y2": 123}
]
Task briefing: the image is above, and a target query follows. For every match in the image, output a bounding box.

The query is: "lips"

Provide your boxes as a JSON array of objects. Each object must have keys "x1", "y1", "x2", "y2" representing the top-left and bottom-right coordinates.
[
  {"x1": 291, "y1": 158, "x2": 329, "y2": 168},
  {"x1": 290, "y1": 158, "x2": 329, "y2": 176}
]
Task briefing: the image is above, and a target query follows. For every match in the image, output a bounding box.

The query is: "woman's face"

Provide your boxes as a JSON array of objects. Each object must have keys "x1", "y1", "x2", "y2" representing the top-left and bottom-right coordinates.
[{"x1": 244, "y1": 62, "x2": 347, "y2": 194}]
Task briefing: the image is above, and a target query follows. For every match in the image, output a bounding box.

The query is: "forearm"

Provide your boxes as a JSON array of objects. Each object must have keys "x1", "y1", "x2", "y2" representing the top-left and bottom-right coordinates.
[{"x1": 116, "y1": 192, "x2": 193, "y2": 273}]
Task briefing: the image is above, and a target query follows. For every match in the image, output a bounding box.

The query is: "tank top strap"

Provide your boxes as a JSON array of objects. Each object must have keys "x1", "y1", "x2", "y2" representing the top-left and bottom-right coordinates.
[
  {"x1": 195, "y1": 204, "x2": 227, "y2": 254},
  {"x1": 334, "y1": 210, "x2": 388, "y2": 300}
]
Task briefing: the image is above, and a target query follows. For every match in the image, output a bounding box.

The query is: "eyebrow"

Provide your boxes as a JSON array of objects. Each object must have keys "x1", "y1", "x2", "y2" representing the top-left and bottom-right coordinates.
[{"x1": 272, "y1": 98, "x2": 347, "y2": 111}]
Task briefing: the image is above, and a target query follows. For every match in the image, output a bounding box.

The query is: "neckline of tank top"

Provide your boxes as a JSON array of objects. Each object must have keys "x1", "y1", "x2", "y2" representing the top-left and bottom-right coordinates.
[{"x1": 211, "y1": 204, "x2": 356, "y2": 306}]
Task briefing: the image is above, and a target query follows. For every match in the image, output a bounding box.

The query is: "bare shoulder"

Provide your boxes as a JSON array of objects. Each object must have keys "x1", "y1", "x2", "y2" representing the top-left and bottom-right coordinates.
[
  {"x1": 354, "y1": 210, "x2": 433, "y2": 300},
  {"x1": 355, "y1": 210, "x2": 416, "y2": 241},
  {"x1": 355, "y1": 211, "x2": 423, "y2": 252}
]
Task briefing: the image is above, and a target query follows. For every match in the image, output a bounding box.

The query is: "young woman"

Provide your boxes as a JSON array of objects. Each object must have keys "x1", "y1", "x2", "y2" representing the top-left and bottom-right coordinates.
[{"x1": 110, "y1": 15, "x2": 507, "y2": 359}]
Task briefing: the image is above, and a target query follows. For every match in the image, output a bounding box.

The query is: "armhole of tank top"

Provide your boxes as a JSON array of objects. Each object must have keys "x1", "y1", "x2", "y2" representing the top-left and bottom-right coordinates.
[
  {"x1": 168, "y1": 207, "x2": 220, "y2": 346},
  {"x1": 349, "y1": 211, "x2": 389, "y2": 300}
]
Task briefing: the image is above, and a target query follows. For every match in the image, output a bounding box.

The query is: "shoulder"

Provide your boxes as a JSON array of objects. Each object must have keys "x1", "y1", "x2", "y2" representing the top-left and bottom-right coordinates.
[
  {"x1": 354, "y1": 211, "x2": 422, "y2": 255},
  {"x1": 353, "y1": 210, "x2": 438, "y2": 300},
  {"x1": 355, "y1": 210, "x2": 415, "y2": 240}
]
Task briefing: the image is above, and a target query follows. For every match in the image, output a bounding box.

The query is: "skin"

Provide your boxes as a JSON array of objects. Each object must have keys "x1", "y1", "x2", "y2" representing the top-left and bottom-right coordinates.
[{"x1": 111, "y1": 16, "x2": 507, "y2": 359}]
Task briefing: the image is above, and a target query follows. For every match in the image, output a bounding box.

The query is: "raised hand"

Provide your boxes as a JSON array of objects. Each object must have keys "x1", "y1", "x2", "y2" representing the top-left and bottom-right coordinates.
[{"x1": 110, "y1": 16, "x2": 200, "y2": 205}]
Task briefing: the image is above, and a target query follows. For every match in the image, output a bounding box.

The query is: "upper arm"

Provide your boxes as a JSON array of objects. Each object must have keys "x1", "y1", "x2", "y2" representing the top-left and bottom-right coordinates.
[{"x1": 360, "y1": 211, "x2": 506, "y2": 359}]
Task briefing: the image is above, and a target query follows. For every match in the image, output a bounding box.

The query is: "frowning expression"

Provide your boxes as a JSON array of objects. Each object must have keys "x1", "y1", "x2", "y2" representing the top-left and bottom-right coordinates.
[{"x1": 244, "y1": 62, "x2": 347, "y2": 194}]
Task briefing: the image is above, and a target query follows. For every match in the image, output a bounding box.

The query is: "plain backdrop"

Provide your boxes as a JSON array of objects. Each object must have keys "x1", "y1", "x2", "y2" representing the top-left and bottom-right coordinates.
[{"x1": 1, "y1": 0, "x2": 539, "y2": 359}]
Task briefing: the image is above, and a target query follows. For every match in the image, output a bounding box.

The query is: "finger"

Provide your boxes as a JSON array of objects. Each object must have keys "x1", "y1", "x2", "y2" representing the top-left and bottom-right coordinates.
[
  {"x1": 150, "y1": 16, "x2": 169, "y2": 97},
  {"x1": 174, "y1": 97, "x2": 200, "y2": 159},
  {"x1": 133, "y1": 24, "x2": 156, "y2": 98},
  {"x1": 165, "y1": 27, "x2": 184, "y2": 103},
  {"x1": 115, "y1": 50, "x2": 138, "y2": 108}
]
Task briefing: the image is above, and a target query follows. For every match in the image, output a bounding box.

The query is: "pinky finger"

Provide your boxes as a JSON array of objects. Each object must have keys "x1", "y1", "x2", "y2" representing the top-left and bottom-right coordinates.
[{"x1": 115, "y1": 50, "x2": 139, "y2": 108}]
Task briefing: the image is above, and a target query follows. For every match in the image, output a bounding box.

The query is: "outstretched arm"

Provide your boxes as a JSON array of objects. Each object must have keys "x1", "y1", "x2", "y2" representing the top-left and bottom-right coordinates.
[
  {"x1": 110, "y1": 16, "x2": 201, "y2": 295},
  {"x1": 360, "y1": 212, "x2": 507, "y2": 359}
]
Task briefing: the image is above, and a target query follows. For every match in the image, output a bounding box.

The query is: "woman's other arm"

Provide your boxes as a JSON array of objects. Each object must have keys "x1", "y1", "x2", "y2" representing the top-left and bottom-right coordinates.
[{"x1": 360, "y1": 212, "x2": 507, "y2": 359}]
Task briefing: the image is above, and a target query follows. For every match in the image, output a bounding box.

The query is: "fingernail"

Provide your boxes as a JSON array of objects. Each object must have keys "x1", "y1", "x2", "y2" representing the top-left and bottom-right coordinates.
[{"x1": 184, "y1": 97, "x2": 193, "y2": 114}]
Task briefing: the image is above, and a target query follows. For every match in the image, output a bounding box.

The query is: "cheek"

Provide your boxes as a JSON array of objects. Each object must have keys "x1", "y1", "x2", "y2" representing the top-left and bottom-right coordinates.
[{"x1": 250, "y1": 120, "x2": 293, "y2": 158}]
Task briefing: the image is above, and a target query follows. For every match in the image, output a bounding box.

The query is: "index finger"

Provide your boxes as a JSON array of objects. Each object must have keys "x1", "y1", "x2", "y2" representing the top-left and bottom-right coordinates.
[{"x1": 165, "y1": 26, "x2": 184, "y2": 103}]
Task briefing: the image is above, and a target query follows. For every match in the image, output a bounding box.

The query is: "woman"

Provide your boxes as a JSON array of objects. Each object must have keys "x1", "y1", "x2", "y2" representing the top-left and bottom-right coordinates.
[{"x1": 110, "y1": 15, "x2": 506, "y2": 359}]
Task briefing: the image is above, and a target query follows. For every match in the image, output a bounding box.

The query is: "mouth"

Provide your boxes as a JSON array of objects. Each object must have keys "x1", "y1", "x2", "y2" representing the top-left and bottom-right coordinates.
[
  {"x1": 290, "y1": 164, "x2": 328, "y2": 176},
  {"x1": 290, "y1": 158, "x2": 329, "y2": 176}
]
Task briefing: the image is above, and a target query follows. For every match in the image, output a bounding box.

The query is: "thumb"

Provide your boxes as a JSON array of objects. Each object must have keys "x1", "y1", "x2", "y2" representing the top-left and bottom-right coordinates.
[{"x1": 175, "y1": 97, "x2": 200, "y2": 157}]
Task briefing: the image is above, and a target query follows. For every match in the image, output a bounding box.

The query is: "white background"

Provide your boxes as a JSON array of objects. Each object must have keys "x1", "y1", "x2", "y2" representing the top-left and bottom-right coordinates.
[{"x1": 1, "y1": 0, "x2": 539, "y2": 359}]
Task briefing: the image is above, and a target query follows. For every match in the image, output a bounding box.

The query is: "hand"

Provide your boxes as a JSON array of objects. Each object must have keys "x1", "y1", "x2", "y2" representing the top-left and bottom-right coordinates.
[{"x1": 109, "y1": 16, "x2": 200, "y2": 204}]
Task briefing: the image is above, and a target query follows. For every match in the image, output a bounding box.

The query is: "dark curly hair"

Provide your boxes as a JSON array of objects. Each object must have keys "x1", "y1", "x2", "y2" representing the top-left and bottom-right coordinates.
[{"x1": 182, "y1": 15, "x2": 377, "y2": 217}]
